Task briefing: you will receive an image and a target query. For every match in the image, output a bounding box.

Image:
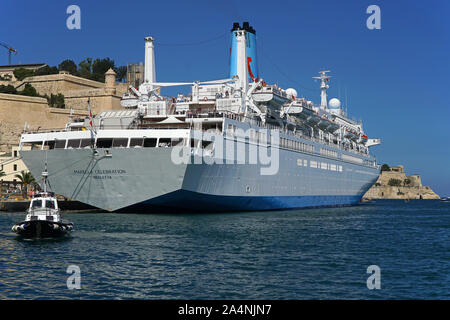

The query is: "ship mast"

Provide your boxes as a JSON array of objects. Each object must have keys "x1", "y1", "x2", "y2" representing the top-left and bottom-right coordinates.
[{"x1": 313, "y1": 70, "x2": 331, "y2": 110}]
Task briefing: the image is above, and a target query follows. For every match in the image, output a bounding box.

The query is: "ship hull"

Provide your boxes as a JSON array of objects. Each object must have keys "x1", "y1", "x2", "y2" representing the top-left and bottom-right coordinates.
[{"x1": 20, "y1": 143, "x2": 379, "y2": 212}]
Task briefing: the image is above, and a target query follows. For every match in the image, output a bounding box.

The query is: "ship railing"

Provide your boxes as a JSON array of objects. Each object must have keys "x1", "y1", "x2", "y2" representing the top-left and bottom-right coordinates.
[{"x1": 222, "y1": 111, "x2": 371, "y2": 157}]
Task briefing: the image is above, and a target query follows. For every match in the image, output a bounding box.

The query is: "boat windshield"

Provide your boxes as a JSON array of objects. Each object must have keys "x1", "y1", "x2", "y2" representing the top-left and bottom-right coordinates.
[
  {"x1": 31, "y1": 199, "x2": 42, "y2": 208},
  {"x1": 45, "y1": 200, "x2": 56, "y2": 209}
]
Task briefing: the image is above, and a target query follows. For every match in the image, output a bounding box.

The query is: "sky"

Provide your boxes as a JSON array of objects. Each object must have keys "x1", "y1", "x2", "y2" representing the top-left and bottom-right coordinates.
[{"x1": 1, "y1": 0, "x2": 449, "y2": 196}]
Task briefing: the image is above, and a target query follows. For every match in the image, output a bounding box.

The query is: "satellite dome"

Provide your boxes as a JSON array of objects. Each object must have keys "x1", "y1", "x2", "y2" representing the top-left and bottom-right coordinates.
[
  {"x1": 328, "y1": 98, "x2": 341, "y2": 109},
  {"x1": 285, "y1": 88, "x2": 298, "y2": 99}
]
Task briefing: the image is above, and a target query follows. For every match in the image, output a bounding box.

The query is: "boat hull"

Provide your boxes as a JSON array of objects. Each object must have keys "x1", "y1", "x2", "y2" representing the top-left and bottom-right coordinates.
[{"x1": 12, "y1": 221, "x2": 73, "y2": 238}]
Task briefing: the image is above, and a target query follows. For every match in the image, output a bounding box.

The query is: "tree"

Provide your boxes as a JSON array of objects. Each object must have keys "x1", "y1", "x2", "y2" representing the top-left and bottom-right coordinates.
[
  {"x1": 14, "y1": 170, "x2": 35, "y2": 197},
  {"x1": 34, "y1": 65, "x2": 59, "y2": 76},
  {"x1": 380, "y1": 164, "x2": 390, "y2": 172},
  {"x1": 13, "y1": 68, "x2": 34, "y2": 81},
  {"x1": 19, "y1": 83, "x2": 39, "y2": 97},
  {"x1": 91, "y1": 57, "x2": 115, "y2": 82},
  {"x1": 78, "y1": 58, "x2": 93, "y2": 79},
  {"x1": 0, "y1": 84, "x2": 17, "y2": 94},
  {"x1": 114, "y1": 66, "x2": 127, "y2": 82},
  {"x1": 58, "y1": 59, "x2": 77, "y2": 74},
  {"x1": 47, "y1": 93, "x2": 65, "y2": 108}
]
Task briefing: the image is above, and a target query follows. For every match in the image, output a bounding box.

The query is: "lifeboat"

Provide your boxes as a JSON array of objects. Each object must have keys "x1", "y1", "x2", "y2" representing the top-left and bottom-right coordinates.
[{"x1": 252, "y1": 86, "x2": 290, "y2": 109}]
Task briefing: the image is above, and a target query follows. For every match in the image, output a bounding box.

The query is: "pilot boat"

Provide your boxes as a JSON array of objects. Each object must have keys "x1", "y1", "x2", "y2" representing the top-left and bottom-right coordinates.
[{"x1": 12, "y1": 167, "x2": 74, "y2": 238}]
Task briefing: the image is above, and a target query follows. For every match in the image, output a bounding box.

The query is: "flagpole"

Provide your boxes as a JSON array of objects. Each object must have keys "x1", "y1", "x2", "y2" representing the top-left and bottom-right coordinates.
[{"x1": 88, "y1": 98, "x2": 97, "y2": 149}]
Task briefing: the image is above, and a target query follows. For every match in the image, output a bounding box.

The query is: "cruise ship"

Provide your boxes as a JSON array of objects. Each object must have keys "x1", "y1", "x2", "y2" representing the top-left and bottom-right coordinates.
[{"x1": 19, "y1": 22, "x2": 381, "y2": 212}]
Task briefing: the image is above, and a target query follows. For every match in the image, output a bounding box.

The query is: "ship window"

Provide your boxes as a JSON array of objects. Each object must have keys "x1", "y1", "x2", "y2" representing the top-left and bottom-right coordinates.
[
  {"x1": 96, "y1": 138, "x2": 113, "y2": 148},
  {"x1": 321, "y1": 162, "x2": 328, "y2": 170},
  {"x1": 202, "y1": 140, "x2": 214, "y2": 149},
  {"x1": 32, "y1": 200, "x2": 42, "y2": 208},
  {"x1": 113, "y1": 138, "x2": 128, "y2": 148},
  {"x1": 158, "y1": 138, "x2": 171, "y2": 147},
  {"x1": 80, "y1": 139, "x2": 93, "y2": 148},
  {"x1": 54, "y1": 140, "x2": 66, "y2": 149},
  {"x1": 43, "y1": 141, "x2": 55, "y2": 150},
  {"x1": 190, "y1": 139, "x2": 200, "y2": 148},
  {"x1": 143, "y1": 138, "x2": 157, "y2": 147},
  {"x1": 310, "y1": 161, "x2": 318, "y2": 168},
  {"x1": 67, "y1": 139, "x2": 81, "y2": 148},
  {"x1": 297, "y1": 158, "x2": 303, "y2": 166},
  {"x1": 172, "y1": 138, "x2": 184, "y2": 147},
  {"x1": 22, "y1": 141, "x2": 43, "y2": 150},
  {"x1": 130, "y1": 138, "x2": 144, "y2": 147},
  {"x1": 45, "y1": 200, "x2": 55, "y2": 209}
]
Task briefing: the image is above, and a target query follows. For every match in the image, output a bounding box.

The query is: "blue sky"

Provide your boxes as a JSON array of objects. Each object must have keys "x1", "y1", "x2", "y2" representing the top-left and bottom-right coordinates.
[{"x1": 2, "y1": 0, "x2": 449, "y2": 196}]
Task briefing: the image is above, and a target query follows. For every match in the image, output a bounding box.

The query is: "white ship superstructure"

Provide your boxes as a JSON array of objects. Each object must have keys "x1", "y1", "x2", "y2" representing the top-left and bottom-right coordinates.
[{"x1": 19, "y1": 22, "x2": 380, "y2": 212}]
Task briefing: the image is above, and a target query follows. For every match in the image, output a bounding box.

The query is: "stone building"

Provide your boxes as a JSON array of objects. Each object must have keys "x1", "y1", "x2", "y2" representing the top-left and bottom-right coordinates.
[
  {"x1": 0, "y1": 145, "x2": 31, "y2": 191},
  {"x1": 363, "y1": 165, "x2": 440, "y2": 199},
  {"x1": 0, "y1": 68, "x2": 127, "y2": 153},
  {"x1": 0, "y1": 63, "x2": 47, "y2": 82}
]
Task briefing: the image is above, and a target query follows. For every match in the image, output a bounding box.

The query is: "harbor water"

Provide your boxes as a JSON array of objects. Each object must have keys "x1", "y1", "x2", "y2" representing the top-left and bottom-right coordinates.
[{"x1": 0, "y1": 200, "x2": 449, "y2": 299}]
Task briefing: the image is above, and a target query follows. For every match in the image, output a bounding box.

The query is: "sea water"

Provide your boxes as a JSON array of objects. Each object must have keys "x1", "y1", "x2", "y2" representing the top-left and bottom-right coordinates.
[{"x1": 0, "y1": 200, "x2": 449, "y2": 299}]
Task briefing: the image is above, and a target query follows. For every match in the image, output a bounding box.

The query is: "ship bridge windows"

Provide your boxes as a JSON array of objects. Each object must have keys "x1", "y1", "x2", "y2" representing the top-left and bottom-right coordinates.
[
  {"x1": 43, "y1": 141, "x2": 55, "y2": 150},
  {"x1": 45, "y1": 200, "x2": 55, "y2": 209},
  {"x1": 31, "y1": 199, "x2": 42, "y2": 208},
  {"x1": 22, "y1": 141, "x2": 43, "y2": 150},
  {"x1": 96, "y1": 138, "x2": 113, "y2": 148},
  {"x1": 112, "y1": 138, "x2": 128, "y2": 148},
  {"x1": 67, "y1": 139, "x2": 81, "y2": 149},
  {"x1": 143, "y1": 138, "x2": 157, "y2": 148},
  {"x1": 173, "y1": 138, "x2": 185, "y2": 147},
  {"x1": 130, "y1": 138, "x2": 144, "y2": 148},
  {"x1": 158, "y1": 138, "x2": 172, "y2": 147},
  {"x1": 54, "y1": 140, "x2": 66, "y2": 149},
  {"x1": 80, "y1": 139, "x2": 93, "y2": 148}
]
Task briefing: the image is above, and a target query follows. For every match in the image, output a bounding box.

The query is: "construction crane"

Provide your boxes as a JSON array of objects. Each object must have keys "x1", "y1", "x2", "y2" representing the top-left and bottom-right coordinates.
[{"x1": 0, "y1": 42, "x2": 18, "y2": 65}]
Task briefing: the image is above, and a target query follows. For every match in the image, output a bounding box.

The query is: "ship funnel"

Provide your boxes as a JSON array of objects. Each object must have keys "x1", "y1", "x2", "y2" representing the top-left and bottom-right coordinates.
[
  {"x1": 229, "y1": 22, "x2": 258, "y2": 90},
  {"x1": 144, "y1": 36, "x2": 156, "y2": 89}
]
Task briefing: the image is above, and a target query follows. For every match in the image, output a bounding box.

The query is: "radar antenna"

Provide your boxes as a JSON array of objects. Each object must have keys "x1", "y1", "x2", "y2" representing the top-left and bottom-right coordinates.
[{"x1": 312, "y1": 70, "x2": 331, "y2": 109}]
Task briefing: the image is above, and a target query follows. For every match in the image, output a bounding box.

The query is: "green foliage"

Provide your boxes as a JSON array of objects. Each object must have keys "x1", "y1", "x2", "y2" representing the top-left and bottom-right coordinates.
[
  {"x1": 34, "y1": 65, "x2": 58, "y2": 76},
  {"x1": 388, "y1": 178, "x2": 402, "y2": 187},
  {"x1": 91, "y1": 57, "x2": 115, "y2": 82},
  {"x1": 380, "y1": 164, "x2": 390, "y2": 172},
  {"x1": 78, "y1": 58, "x2": 93, "y2": 79},
  {"x1": 0, "y1": 84, "x2": 17, "y2": 94},
  {"x1": 0, "y1": 170, "x2": 5, "y2": 177},
  {"x1": 47, "y1": 93, "x2": 65, "y2": 109},
  {"x1": 58, "y1": 59, "x2": 77, "y2": 74},
  {"x1": 404, "y1": 179, "x2": 411, "y2": 185},
  {"x1": 14, "y1": 170, "x2": 35, "y2": 196},
  {"x1": 114, "y1": 65, "x2": 127, "y2": 82},
  {"x1": 19, "y1": 83, "x2": 39, "y2": 97},
  {"x1": 375, "y1": 182, "x2": 381, "y2": 187},
  {"x1": 13, "y1": 68, "x2": 34, "y2": 81}
]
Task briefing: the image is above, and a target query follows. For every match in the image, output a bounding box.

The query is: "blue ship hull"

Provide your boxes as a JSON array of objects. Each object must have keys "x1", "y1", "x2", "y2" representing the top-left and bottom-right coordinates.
[{"x1": 121, "y1": 190, "x2": 362, "y2": 212}]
